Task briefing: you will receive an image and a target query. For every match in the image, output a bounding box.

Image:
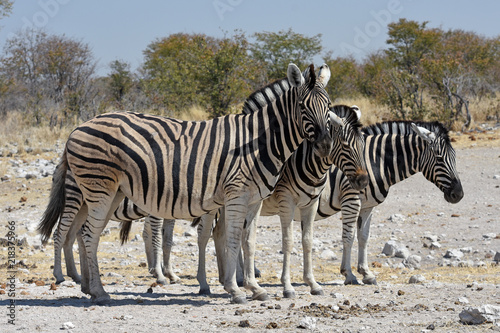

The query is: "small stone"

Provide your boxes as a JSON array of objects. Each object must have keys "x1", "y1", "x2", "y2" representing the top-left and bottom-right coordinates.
[
  {"x1": 397, "y1": 290, "x2": 405, "y2": 296},
  {"x1": 184, "y1": 228, "x2": 197, "y2": 237},
  {"x1": 298, "y1": 316, "x2": 316, "y2": 330},
  {"x1": 49, "y1": 283, "x2": 57, "y2": 291},
  {"x1": 388, "y1": 214, "x2": 405, "y2": 224},
  {"x1": 408, "y1": 275, "x2": 425, "y2": 284},
  {"x1": 493, "y1": 175, "x2": 500, "y2": 180},
  {"x1": 382, "y1": 240, "x2": 399, "y2": 257},
  {"x1": 395, "y1": 247, "x2": 410, "y2": 259},
  {"x1": 459, "y1": 305, "x2": 500, "y2": 326},
  {"x1": 482, "y1": 233, "x2": 497, "y2": 240},
  {"x1": 106, "y1": 272, "x2": 123, "y2": 278},
  {"x1": 444, "y1": 249, "x2": 464, "y2": 260},
  {"x1": 61, "y1": 322, "x2": 75, "y2": 329},
  {"x1": 238, "y1": 320, "x2": 250, "y2": 328},
  {"x1": 319, "y1": 249, "x2": 337, "y2": 260},
  {"x1": 266, "y1": 322, "x2": 278, "y2": 329},
  {"x1": 403, "y1": 255, "x2": 421, "y2": 269},
  {"x1": 331, "y1": 292, "x2": 344, "y2": 299},
  {"x1": 34, "y1": 280, "x2": 45, "y2": 286},
  {"x1": 458, "y1": 297, "x2": 469, "y2": 304},
  {"x1": 494, "y1": 252, "x2": 500, "y2": 263}
]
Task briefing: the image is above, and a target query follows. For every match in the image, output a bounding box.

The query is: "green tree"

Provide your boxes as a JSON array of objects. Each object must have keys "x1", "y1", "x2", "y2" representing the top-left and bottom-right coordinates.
[
  {"x1": 108, "y1": 60, "x2": 133, "y2": 109},
  {"x1": 384, "y1": 19, "x2": 440, "y2": 119},
  {"x1": 0, "y1": 0, "x2": 12, "y2": 20},
  {"x1": 142, "y1": 32, "x2": 262, "y2": 117},
  {"x1": 323, "y1": 53, "x2": 360, "y2": 100},
  {"x1": 252, "y1": 28, "x2": 322, "y2": 81}
]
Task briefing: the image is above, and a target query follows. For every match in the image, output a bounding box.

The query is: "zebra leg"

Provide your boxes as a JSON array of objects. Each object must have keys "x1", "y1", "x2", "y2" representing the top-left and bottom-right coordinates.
[
  {"x1": 82, "y1": 192, "x2": 125, "y2": 305},
  {"x1": 143, "y1": 218, "x2": 154, "y2": 272},
  {"x1": 241, "y1": 202, "x2": 268, "y2": 301},
  {"x1": 161, "y1": 219, "x2": 180, "y2": 283},
  {"x1": 196, "y1": 213, "x2": 215, "y2": 294},
  {"x1": 279, "y1": 199, "x2": 297, "y2": 298},
  {"x1": 357, "y1": 208, "x2": 377, "y2": 285},
  {"x1": 145, "y1": 216, "x2": 168, "y2": 285},
  {"x1": 301, "y1": 202, "x2": 323, "y2": 296},
  {"x1": 236, "y1": 247, "x2": 244, "y2": 286},
  {"x1": 76, "y1": 228, "x2": 90, "y2": 295},
  {"x1": 212, "y1": 209, "x2": 226, "y2": 285},
  {"x1": 222, "y1": 201, "x2": 249, "y2": 304},
  {"x1": 340, "y1": 195, "x2": 361, "y2": 285},
  {"x1": 62, "y1": 204, "x2": 88, "y2": 284}
]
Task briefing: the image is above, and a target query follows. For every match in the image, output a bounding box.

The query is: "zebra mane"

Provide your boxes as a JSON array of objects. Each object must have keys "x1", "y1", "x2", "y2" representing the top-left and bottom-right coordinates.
[
  {"x1": 363, "y1": 121, "x2": 450, "y2": 144},
  {"x1": 242, "y1": 78, "x2": 291, "y2": 114},
  {"x1": 330, "y1": 105, "x2": 363, "y2": 132}
]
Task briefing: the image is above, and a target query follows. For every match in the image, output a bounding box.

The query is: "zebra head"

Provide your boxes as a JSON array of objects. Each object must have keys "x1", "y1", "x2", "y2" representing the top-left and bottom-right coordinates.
[
  {"x1": 411, "y1": 123, "x2": 464, "y2": 204},
  {"x1": 287, "y1": 63, "x2": 333, "y2": 158},
  {"x1": 329, "y1": 105, "x2": 368, "y2": 191}
]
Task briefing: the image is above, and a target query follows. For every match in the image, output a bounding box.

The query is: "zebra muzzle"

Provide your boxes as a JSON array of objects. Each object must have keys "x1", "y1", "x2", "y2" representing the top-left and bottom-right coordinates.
[{"x1": 348, "y1": 168, "x2": 369, "y2": 191}]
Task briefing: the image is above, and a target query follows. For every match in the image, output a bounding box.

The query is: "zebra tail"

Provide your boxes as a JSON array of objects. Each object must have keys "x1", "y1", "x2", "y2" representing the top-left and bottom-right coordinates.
[
  {"x1": 37, "y1": 150, "x2": 68, "y2": 245},
  {"x1": 119, "y1": 221, "x2": 132, "y2": 245},
  {"x1": 190, "y1": 217, "x2": 202, "y2": 228}
]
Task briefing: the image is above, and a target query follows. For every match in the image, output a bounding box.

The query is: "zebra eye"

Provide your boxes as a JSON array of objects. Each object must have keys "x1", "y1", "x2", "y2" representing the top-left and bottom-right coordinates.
[{"x1": 342, "y1": 141, "x2": 350, "y2": 149}]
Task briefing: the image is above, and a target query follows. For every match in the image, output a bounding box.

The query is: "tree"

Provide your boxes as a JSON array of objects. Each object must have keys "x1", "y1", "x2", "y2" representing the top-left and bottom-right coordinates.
[
  {"x1": 0, "y1": 0, "x2": 12, "y2": 20},
  {"x1": 252, "y1": 28, "x2": 322, "y2": 81},
  {"x1": 383, "y1": 19, "x2": 440, "y2": 119},
  {"x1": 142, "y1": 32, "x2": 263, "y2": 117},
  {"x1": 1, "y1": 29, "x2": 97, "y2": 122},
  {"x1": 108, "y1": 60, "x2": 133, "y2": 109},
  {"x1": 323, "y1": 53, "x2": 360, "y2": 100}
]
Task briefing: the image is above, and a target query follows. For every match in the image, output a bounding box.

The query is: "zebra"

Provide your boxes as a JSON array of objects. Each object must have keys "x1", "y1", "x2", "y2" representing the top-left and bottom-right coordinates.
[
  {"x1": 51, "y1": 170, "x2": 178, "y2": 286},
  {"x1": 51, "y1": 104, "x2": 369, "y2": 291},
  {"x1": 214, "y1": 120, "x2": 464, "y2": 289},
  {"x1": 38, "y1": 63, "x2": 335, "y2": 305}
]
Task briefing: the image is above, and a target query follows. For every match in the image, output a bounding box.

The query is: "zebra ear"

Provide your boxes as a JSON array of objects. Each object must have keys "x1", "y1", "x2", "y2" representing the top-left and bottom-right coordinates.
[
  {"x1": 411, "y1": 123, "x2": 436, "y2": 142},
  {"x1": 350, "y1": 105, "x2": 361, "y2": 121},
  {"x1": 317, "y1": 64, "x2": 331, "y2": 87},
  {"x1": 287, "y1": 63, "x2": 305, "y2": 87},
  {"x1": 329, "y1": 110, "x2": 343, "y2": 128}
]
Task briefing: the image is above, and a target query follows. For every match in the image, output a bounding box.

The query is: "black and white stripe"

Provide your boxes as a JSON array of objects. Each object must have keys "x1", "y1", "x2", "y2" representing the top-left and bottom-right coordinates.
[
  {"x1": 38, "y1": 63, "x2": 334, "y2": 304},
  {"x1": 314, "y1": 121, "x2": 464, "y2": 285}
]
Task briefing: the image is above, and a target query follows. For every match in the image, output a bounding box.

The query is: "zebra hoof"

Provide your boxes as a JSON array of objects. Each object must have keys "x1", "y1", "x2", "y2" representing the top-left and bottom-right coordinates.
[
  {"x1": 283, "y1": 290, "x2": 296, "y2": 299},
  {"x1": 93, "y1": 294, "x2": 111, "y2": 305},
  {"x1": 237, "y1": 279, "x2": 244, "y2": 287},
  {"x1": 55, "y1": 278, "x2": 65, "y2": 285},
  {"x1": 311, "y1": 288, "x2": 324, "y2": 296},
  {"x1": 362, "y1": 277, "x2": 377, "y2": 285},
  {"x1": 169, "y1": 276, "x2": 181, "y2": 284},
  {"x1": 231, "y1": 295, "x2": 248, "y2": 304},
  {"x1": 252, "y1": 292, "x2": 269, "y2": 301},
  {"x1": 81, "y1": 286, "x2": 91, "y2": 295},
  {"x1": 198, "y1": 288, "x2": 211, "y2": 295},
  {"x1": 156, "y1": 277, "x2": 168, "y2": 286},
  {"x1": 254, "y1": 267, "x2": 262, "y2": 278},
  {"x1": 344, "y1": 279, "x2": 360, "y2": 285}
]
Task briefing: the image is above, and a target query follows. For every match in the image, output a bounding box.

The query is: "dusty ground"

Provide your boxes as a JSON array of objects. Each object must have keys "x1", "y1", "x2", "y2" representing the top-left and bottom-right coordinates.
[{"x1": 0, "y1": 126, "x2": 499, "y2": 332}]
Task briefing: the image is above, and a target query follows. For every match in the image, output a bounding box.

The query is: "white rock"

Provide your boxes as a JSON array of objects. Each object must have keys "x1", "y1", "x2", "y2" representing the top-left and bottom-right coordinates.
[
  {"x1": 62, "y1": 322, "x2": 75, "y2": 329},
  {"x1": 444, "y1": 249, "x2": 464, "y2": 260},
  {"x1": 319, "y1": 249, "x2": 337, "y2": 260},
  {"x1": 395, "y1": 247, "x2": 410, "y2": 259},
  {"x1": 482, "y1": 233, "x2": 497, "y2": 240},
  {"x1": 382, "y1": 240, "x2": 399, "y2": 257},
  {"x1": 388, "y1": 214, "x2": 405, "y2": 224},
  {"x1": 106, "y1": 272, "x2": 123, "y2": 278},
  {"x1": 458, "y1": 297, "x2": 469, "y2": 304},
  {"x1": 430, "y1": 241, "x2": 441, "y2": 249},
  {"x1": 408, "y1": 275, "x2": 425, "y2": 284},
  {"x1": 460, "y1": 247, "x2": 473, "y2": 253},
  {"x1": 403, "y1": 255, "x2": 421, "y2": 269},
  {"x1": 330, "y1": 292, "x2": 344, "y2": 299},
  {"x1": 59, "y1": 281, "x2": 76, "y2": 288},
  {"x1": 493, "y1": 175, "x2": 500, "y2": 180},
  {"x1": 298, "y1": 316, "x2": 317, "y2": 330},
  {"x1": 459, "y1": 305, "x2": 500, "y2": 326}
]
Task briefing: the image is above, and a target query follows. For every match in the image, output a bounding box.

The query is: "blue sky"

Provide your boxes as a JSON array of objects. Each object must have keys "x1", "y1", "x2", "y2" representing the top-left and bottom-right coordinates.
[{"x1": 1, "y1": 0, "x2": 499, "y2": 76}]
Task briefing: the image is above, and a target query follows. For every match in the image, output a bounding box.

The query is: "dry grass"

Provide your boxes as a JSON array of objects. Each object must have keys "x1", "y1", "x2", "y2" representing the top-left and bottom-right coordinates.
[{"x1": 333, "y1": 96, "x2": 392, "y2": 125}]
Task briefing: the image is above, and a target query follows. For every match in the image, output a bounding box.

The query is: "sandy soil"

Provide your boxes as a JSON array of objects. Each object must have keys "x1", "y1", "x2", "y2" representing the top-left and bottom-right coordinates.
[{"x1": 0, "y1": 127, "x2": 499, "y2": 332}]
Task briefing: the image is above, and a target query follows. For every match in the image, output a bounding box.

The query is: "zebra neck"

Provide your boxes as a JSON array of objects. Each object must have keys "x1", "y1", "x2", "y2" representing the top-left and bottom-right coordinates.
[
  {"x1": 244, "y1": 98, "x2": 304, "y2": 178},
  {"x1": 287, "y1": 141, "x2": 329, "y2": 186},
  {"x1": 367, "y1": 133, "x2": 421, "y2": 189}
]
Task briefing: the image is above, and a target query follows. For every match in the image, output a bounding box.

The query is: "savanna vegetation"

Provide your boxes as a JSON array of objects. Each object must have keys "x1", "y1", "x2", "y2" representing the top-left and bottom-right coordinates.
[{"x1": 0, "y1": 14, "x2": 499, "y2": 147}]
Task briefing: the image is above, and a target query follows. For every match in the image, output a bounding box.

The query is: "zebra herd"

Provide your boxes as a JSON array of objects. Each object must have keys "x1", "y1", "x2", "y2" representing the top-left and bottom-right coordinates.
[{"x1": 38, "y1": 63, "x2": 464, "y2": 305}]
